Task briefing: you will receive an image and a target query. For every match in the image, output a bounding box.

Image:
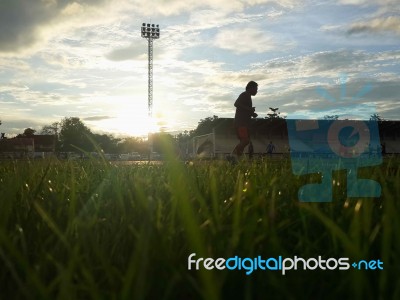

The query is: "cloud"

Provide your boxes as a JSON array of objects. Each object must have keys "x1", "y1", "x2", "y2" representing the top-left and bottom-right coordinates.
[
  {"x1": 0, "y1": 0, "x2": 109, "y2": 53},
  {"x1": 83, "y1": 115, "x2": 113, "y2": 121},
  {"x1": 0, "y1": 118, "x2": 45, "y2": 136},
  {"x1": 335, "y1": 0, "x2": 400, "y2": 38},
  {"x1": 264, "y1": 78, "x2": 400, "y2": 120},
  {"x1": 302, "y1": 50, "x2": 370, "y2": 73},
  {"x1": 337, "y1": 0, "x2": 400, "y2": 7},
  {"x1": 205, "y1": 49, "x2": 400, "y2": 120},
  {"x1": 106, "y1": 45, "x2": 146, "y2": 61},
  {"x1": 347, "y1": 16, "x2": 400, "y2": 35},
  {"x1": 0, "y1": 0, "x2": 299, "y2": 54},
  {"x1": 127, "y1": 0, "x2": 297, "y2": 16},
  {"x1": 187, "y1": 8, "x2": 285, "y2": 30},
  {"x1": 0, "y1": 0, "x2": 55, "y2": 52},
  {"x1": 214, "y1": 27, "x2": 275, "y2": 54}
]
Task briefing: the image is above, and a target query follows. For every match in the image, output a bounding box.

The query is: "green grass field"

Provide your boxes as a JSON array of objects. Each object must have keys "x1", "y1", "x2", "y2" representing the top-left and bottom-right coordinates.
[{"x1": 0, "y1": 154, "x2": 399, "y2": 299}]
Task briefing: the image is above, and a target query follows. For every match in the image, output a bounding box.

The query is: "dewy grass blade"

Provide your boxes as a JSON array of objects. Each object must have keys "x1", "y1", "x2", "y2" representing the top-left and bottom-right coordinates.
[
  {"x1": 300, "y1": 203, "x2": 360, "y2": 257},
  {"x1": 33, "y1": 201, "x2": 70, "y2": 251},
  {"x1": 0, "y1": 156, "x2": 398, "y2": 299}
]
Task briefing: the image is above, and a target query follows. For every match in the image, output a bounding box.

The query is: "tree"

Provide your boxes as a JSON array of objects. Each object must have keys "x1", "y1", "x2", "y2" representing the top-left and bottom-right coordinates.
[
  {"x1": 323, "y1": 115, "x2": 339, "y2": 120},
  {"x1": 175, "y1": 130, "x2": 192, "y2": 158},
  {"x1": 265, "y1": 107, "x2": 285, "y2": 119},
  {"x1": 17, "y1": 128, "x2": 36, "y2": 138},
  {"x1": 41, "y1": 122, "x2": 59, "y2": 135},
  {"x1": 117, "y1": 137, "x2": 147, "y2": 154},
  {"x1": 152, "y1": 132, "x2": 178, "y2": 156},
  {"x1": 92, "y1": 133, "x2": 120, "y2": 154},
  {"x1": 39, "y1": 122, "x2": 61, "y2": 151},
  {"x1": 59, "y1": 117, "x2": 93, "y2": 152},
  {"x1": 192, "y1": 115, "x2": 219, "y2": 136},
  {"x1": 370, "y1": 113, "x2": 384, "y2": 122},
  {"x1": 24, "y1": 128, "x2": 36, "y2": 136}
]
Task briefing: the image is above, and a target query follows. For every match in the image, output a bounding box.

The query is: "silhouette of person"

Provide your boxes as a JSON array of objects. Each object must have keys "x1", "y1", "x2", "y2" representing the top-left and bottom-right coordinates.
[
  {"x1": 231, "y1": 81, "x2": 258, "y2": 158},
  {"x1": 266, "y1": 141, "x2": 275, "y2": 156},
  {"x1": 381, "y1": 143, "x2": 386, "y2": 155}
]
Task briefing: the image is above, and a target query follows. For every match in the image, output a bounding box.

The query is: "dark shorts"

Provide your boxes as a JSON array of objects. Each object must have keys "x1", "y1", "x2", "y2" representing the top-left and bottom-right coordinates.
[{"x1": 236, "y1": 127, "x2": 249, "y2": 140}]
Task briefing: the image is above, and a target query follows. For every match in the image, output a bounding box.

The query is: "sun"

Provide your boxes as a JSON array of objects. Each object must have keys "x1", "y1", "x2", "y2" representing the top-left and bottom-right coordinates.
[
  {"x1": 91, "y1": 95, "x2": 175, "y2": 137},
  {"x1": 96, "y1": 111, "x2": 160, "y2": 137},
  {"x1": 117, "y1": 114, "x2": 159, "y2": 137}
]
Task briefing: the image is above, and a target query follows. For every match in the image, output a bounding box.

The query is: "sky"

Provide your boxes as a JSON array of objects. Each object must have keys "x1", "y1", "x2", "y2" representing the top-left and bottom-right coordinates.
[{"x1": 0, "y1": 0, "x2": 399, "y2": 137}]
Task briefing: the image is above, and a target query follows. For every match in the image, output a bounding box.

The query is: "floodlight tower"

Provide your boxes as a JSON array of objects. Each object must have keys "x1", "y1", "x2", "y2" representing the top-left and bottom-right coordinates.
[
  {"x1": 141, "y1": 23, "x2": 160, "y2": 119},
  {"x1": 141, "y1": 23, "x2": 160, "y2": 159}
]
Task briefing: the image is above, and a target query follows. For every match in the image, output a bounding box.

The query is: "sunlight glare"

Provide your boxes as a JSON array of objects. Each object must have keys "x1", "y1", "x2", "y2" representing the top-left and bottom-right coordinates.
[
  {"x1": 97, "y1": 112, "x2": 160, "y2": 137},
  {"x1": 117, "y1": 114, "x2": 159, "y2": 137}
]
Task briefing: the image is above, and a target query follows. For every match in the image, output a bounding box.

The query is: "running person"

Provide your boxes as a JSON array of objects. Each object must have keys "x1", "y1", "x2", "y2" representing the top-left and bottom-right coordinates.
[{"x1": 232, "y1": 81, "x2": 258, "y2": 158}]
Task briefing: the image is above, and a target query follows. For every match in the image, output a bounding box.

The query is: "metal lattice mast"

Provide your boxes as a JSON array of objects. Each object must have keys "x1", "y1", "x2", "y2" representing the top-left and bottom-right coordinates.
[
  {"x1": 148, "y1": 38, "x2": 153, "y2": 117},
  {"x1": 141, "y1": 23, "x2": 160, "y2": 118}
]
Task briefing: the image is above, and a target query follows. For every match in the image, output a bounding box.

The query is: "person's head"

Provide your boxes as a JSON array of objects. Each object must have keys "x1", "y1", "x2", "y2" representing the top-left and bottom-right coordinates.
[{"x1": 246, "y1": 81, "x2": 258, "y2": 96}]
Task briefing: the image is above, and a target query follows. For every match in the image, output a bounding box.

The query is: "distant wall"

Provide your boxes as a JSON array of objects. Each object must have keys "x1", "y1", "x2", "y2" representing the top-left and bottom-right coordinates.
[{"x1": 192, "y1": 118, "x2": 400, "y2": 158}]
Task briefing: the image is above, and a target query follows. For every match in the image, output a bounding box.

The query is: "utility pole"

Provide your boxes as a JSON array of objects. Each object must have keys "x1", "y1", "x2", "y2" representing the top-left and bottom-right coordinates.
[{"x1": 141, "y1": 23, "x2": 160, "y2": 159}]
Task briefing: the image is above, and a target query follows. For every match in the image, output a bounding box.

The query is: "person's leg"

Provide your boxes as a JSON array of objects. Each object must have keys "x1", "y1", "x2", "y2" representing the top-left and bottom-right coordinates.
[
  {"x1": 233, "y1": 127, "x2": 250, "y2": 157},
  {"x1": 233, "y1": 139, "x2": 250, "y2": 156},
  {"x1": 248, "y1": 141, "x2": 254, "y2": 159}
]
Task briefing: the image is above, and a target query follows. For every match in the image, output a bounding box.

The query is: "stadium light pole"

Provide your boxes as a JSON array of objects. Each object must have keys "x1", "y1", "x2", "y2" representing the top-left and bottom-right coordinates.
[{"x1": 141, "y1": 23, "x2": 160, "y2": 160}]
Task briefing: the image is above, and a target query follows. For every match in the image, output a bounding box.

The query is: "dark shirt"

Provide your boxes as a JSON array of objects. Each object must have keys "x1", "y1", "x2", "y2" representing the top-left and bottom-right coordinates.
[
  {"x1": 234, "y1": 91, "x2": 253, "y2": 127},
  {"x1": 266, "y1": 143, "x2": 275, "y2": 153}
]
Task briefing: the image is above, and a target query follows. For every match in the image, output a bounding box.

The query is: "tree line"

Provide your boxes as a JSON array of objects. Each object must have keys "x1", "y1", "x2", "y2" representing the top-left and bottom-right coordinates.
[
  {"x1": 2, "y1": 110, "x2": 385, "y2": 155},
  {"x1": 6, "y1": 116, "x2": 224, "y2": 155}
]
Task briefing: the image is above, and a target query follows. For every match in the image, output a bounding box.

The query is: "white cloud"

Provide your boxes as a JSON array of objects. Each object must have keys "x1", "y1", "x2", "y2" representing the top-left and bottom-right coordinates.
[
  {"x1": 106, "y1": 45, "x2": 148, "y2": 61},
  {"x1": 126, "y1": 0, "x2": 298, "y2": 16},
  {"x1": 0, "y1": 0, "x2": 113, "y2": 54},
  {"x1": 214, "y1": 27, "x2": 275, "y2": 54},
  {"x1": 347, "y1": 16, "x2": 400, "y2": 35},
  {"x1": 338, "y1": 0, "x2": 399, "y2": 6},
  {"x1": 187, "y1": 8, "x2": 285, "y2": 30},
  {"x1": 1, "y1": 0, "x2": 400, "y2": 136}
]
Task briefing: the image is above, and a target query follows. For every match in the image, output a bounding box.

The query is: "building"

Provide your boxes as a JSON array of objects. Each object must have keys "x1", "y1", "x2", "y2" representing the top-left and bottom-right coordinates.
[
  {"x1": 192, "y1": 118, "x2": 400, "y2": 158},
  {"x1": 0, "y1": 138, "x2": 34, "y2": 159},
  {"x1": 0, "y1": 135, "x2": 56, "y2": 159},
  {"x1": 32, "y1": 135, "x2": 56, "y2": 153}
]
